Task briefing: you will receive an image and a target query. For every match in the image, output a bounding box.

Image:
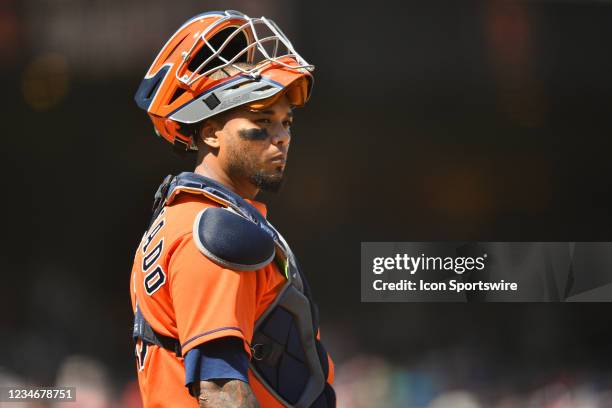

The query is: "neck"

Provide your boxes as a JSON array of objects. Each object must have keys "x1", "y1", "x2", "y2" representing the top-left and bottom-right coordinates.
[{"x1": 194, "y1": 156, "x2": 259, "y2": 200}]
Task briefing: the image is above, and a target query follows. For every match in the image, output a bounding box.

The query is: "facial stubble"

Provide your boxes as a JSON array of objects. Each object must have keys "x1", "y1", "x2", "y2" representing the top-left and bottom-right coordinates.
[{"x1": 226, "y1": 128, "x2": 285, "y2": 193}]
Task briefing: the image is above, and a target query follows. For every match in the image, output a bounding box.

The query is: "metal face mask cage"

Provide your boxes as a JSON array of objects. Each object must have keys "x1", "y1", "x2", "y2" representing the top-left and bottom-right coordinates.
[{"x1": 175, "y1": 10, "x2": 314, "y2": 88}]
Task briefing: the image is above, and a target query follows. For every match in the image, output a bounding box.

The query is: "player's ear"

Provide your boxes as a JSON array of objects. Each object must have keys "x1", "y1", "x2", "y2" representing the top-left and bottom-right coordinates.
[{"x1": 201, "y1": 119, "x2": 223, "y2": 149}]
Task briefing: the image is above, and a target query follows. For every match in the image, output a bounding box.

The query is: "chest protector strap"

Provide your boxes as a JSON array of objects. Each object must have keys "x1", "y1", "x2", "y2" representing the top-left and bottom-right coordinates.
[{"x1": 134, "y1": 172, "x2": 335, "y2": 408}]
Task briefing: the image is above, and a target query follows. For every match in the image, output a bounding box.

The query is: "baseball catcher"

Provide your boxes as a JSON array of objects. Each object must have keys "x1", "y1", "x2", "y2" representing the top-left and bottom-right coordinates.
[{"x1": 129, "y1": 10, "x2": 336, "y2": 408}]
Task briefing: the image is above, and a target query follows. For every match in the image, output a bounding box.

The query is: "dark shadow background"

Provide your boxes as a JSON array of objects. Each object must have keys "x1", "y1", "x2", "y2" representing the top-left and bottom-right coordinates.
[{"x1": 2, "y1": 0, "x2": 612, "y2": 406}]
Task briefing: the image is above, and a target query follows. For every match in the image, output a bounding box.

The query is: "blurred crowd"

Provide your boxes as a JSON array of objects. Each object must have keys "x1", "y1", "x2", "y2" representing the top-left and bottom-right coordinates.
[
  {"x1": 0, "y1": 355, "x2": 140, "y2": 408},
  {"x1": 2, "y1": 351, "x2": 612, "y2": 408},
  {"x1": 333, "y1": 355, "x2": 612, "y2": 408}
]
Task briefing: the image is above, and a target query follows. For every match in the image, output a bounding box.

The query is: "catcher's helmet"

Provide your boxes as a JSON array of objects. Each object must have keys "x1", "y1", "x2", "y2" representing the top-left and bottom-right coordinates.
[{"x1": 135, "y1": 10, "x2": 314, "y2": 151}]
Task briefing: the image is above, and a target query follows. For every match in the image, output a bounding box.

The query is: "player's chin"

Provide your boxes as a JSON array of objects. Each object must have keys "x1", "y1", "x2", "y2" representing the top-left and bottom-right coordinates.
[
  {"x1": 251, "y1": 170, "x2": 285, "y2": 193},
  {"x1": 264, "y1": 162, "x2": 286, "y2": 178}
]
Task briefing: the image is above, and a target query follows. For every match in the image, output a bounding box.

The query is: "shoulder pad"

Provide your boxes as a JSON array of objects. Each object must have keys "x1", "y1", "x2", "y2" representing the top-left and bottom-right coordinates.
[{"x1": 192, "y1": 207, "x2": 275, "y2": 271}]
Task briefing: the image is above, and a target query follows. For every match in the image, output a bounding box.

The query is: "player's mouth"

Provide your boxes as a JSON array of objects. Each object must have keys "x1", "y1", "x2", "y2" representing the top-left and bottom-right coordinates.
[{"x1": 269, "y1": 154, "x2": 286, "y2": 165}]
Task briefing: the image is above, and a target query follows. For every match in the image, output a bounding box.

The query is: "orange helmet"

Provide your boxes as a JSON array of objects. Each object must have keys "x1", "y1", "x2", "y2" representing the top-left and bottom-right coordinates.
[{"x1": 135, "y1": 10, "x2": 314, "y2": 151}]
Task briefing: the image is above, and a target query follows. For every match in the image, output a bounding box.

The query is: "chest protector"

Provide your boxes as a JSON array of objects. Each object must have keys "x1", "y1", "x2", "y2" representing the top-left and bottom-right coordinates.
[{"x1": 133, "y1": 172, "x2": 336, "y2": 408}]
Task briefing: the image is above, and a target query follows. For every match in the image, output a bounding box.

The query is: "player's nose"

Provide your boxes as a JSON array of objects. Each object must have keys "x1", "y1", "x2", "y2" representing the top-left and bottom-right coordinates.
[{"x1": 271, "y1": 123, "x2": 290, "y2": 146}]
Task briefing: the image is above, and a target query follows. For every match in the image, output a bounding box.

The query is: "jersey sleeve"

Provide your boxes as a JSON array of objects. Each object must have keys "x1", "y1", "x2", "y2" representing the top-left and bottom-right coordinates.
[
  {"x1": 168, "y1": 233, "x2": 258, "y2": 357},
  {"x1": 184, "y1": 337, "x2": 249, "y2": 391}
]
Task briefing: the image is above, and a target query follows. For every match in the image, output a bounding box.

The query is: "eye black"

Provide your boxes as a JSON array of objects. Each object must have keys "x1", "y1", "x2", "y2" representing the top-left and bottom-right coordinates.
[{"x1": 238, "y1": 128, "x2": 269, "y2": 141}]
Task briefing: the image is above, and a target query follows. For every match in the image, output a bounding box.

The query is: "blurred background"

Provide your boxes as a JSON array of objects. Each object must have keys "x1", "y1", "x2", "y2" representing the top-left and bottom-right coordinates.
[{"x1": 2, "y1": 0, "x2": 612, "y2": 406}]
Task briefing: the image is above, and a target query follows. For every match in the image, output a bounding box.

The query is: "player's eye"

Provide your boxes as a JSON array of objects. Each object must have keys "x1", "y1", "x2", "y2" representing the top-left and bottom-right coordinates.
[
  {"x1": 282, "y1": 120, "x2": 292, "y2": 129},
  {"x1": 256, "y1": 118, "x2": 272, "y2": 125}
]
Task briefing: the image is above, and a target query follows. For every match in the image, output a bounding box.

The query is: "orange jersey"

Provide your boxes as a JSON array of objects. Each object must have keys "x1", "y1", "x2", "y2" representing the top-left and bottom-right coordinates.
[{"x1": 130, "y1": 191, "x2": 333, "y2": 407}]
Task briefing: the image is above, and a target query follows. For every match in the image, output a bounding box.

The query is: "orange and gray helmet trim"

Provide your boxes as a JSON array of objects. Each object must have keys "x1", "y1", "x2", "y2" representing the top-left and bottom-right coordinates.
[{"x1": 134, "y1": 10, "x2": 314, "y2": 151}]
